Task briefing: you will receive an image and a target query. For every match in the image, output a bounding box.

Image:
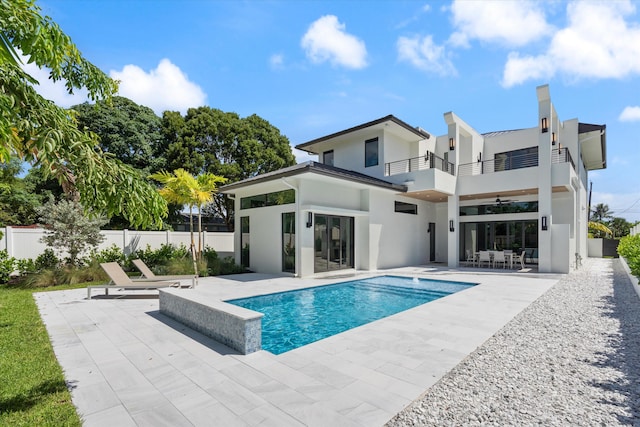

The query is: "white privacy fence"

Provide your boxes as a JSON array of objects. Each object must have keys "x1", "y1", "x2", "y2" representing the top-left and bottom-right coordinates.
[{"x1": 0, "y1": 227, "x2": 234, "y2": 260}]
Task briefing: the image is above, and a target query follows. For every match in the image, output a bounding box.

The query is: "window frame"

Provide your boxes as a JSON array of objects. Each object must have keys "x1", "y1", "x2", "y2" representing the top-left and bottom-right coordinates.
[{"x1": 365, "y1": 137, "x2": 379, "y2": 167}]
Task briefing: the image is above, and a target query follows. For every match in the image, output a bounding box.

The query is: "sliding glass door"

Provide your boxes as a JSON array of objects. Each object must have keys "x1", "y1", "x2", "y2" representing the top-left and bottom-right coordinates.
[{"x1": 314, "y1": 214, "x2": 354, "y2": 273}]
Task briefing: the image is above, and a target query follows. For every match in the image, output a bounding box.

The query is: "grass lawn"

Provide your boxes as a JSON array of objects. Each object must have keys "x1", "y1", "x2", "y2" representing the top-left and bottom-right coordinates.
[{"x1": 0, "y1": 283, "x2": 86, "y2": 426}]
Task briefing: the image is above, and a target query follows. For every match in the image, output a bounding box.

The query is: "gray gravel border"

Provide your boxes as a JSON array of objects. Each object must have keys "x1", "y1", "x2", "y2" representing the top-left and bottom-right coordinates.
[{"x1": 386, "y1": 258, "x2": 640, "y2": 426}]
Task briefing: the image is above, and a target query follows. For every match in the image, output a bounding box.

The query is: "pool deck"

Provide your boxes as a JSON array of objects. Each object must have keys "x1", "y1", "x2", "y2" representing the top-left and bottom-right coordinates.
[{"x1": 35, "y1": 266, "x2": 560, "y2": 426}]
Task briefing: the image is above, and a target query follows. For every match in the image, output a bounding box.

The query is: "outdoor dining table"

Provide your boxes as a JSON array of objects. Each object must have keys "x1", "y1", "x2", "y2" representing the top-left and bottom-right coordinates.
[{"x1": 474, "y1": 251, "x2": 514, "y2": 269}]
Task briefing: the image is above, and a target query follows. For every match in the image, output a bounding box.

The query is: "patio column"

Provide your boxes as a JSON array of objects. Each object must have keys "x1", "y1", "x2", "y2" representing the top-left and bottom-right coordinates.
[
  {"x1": 447, "y1": 194, "x2": 459, "y2": 268},
  {"x1": 537, "y1": 85, "x2": 553, "y2": 273}
]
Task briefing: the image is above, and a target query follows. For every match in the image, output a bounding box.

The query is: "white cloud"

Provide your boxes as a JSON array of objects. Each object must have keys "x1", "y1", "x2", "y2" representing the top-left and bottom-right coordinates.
[
  {"x1": 301, "y1": 15, "x2": 367, "y2": 69},
  {"x1": 502, "y1": 1, "x2": 640, "y2": 87},
  {"x1": 620, "y1": 106, "x2": 640, "y2": 122},
  {"x1": 110, "y1": 58, "x2": 207, "y2": 115},
  {"x1": 269, "y1": 53, "x2": 284, "y2": 70},
  {"x1": 449, "y1": 0, "x2": 551, "y2": 48},
  {"x1": 23, "y1": 60, "x2": 91, "y2": 108},
  {"x1": 397, "y1": 35, "x2": 456, "y2": 76}
]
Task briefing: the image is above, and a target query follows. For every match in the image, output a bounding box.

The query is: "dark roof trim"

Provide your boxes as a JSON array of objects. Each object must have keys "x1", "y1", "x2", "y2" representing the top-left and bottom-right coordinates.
[
  {"x1": 295, "y1": 115, "x2": 430, "y2": 151},
  {"x1": 219, "y1": 161, "x2": 408, "y2": 193},
  {"x1": 579, "y1": 122, "x2": 607, "y2": 170},
  {"x1": 578, "y1": 123, "x2": 606, "y2": 134}
]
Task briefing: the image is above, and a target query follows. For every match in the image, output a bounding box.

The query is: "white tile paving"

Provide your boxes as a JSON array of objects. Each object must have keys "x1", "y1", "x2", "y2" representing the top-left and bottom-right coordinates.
[{"x1": 35, "y1": 266, "x2": 560, "y2": 426}]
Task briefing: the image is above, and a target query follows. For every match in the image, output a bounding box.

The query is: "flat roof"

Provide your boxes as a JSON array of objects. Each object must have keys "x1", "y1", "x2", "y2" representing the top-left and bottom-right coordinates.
[{"x1": 219, "y1": 161, "x2": 408, "y2": 193}]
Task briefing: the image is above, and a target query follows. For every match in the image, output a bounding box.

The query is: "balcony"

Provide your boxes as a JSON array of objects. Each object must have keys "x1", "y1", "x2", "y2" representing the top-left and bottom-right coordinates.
[
  {"x1": 385, "y1": 151, "x2": 455, "y2": 177},
  {"x1": 458, "y1": 147, "x2": 574, "y2": 176}
]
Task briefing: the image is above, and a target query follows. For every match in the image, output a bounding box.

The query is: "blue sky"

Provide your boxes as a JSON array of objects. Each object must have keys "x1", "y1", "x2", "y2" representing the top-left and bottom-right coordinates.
[{"x1": 31, "y1": 0, "x2": 640, "y2": 222}]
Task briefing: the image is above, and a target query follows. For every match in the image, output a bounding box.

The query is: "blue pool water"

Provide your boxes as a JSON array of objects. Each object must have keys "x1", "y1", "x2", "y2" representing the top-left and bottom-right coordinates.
[{"x1": 227, "y1": 275, "x2": 475, "y2": 355}]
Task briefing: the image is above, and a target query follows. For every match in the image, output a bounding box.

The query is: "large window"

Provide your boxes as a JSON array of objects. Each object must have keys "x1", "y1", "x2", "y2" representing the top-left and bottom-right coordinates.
[
  {"x1": 323, "y1": 150, "x2": 334, "y2": 166},
  {"x1": 282, "y1": 212, "x2": 295, "y2": 273},
  {"x1": 460, "y1": 201, "x2": 538, "y2": 216},
  {"x1": 241, "y1": 189, "x2": 295, "y2": 210},
  {"x1": 494, "y1": 147, "x2": 538, "y2": 172},
  {"x1": 460, "y1": 220, "x2": 538, "y2": 262},
  {"x1": 365, "y1": 137, "x2": 379, "y2": 167},
  {"x1": 314, "y1": 215, "x2": 354, "y2": 273},
  {"x1": 240, "y1": 216, "x2": 250, "y2": 268}
]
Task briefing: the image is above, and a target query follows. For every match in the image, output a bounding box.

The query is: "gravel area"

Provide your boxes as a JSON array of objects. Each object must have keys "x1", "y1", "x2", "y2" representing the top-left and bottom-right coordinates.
[{"x1": 386, "y1": 258, "x2": 640, "y2": 426}]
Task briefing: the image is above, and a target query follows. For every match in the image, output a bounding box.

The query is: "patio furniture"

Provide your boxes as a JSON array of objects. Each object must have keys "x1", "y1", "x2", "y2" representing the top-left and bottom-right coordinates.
[
  {"x1": 465, "y1": 249, "x2": 476, "y2": 267},
  {"x1": 132, "y1": 259, "x2": 198, "y2": 288},
  {"x1": 514, "y1": 251, "x2": 526, "y2": 270},
  {"x1": 477, "y1": 251, "x2": 491, "y2": 268},
  {"x1": 87, "y1": 262, "x2": 181, "y2": 299},
  {"x1": 493, "y1": 251, "x2": 507, "y2": 269}
]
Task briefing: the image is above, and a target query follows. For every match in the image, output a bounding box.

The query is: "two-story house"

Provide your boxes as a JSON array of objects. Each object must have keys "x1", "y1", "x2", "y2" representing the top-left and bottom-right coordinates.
[{"x1": 219, "y1": 85, "x2": 606, "y2": 276}]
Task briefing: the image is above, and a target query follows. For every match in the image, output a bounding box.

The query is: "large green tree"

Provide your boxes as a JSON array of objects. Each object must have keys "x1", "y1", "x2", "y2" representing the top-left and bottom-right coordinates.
[
  {"x1": 162, "y1": 107, "x2": 296, "y2": 230},
  {"x1": 0, "y1": 0, "x2": 167, "y2": 229},
  {"x1": 0, "y1": 157, "x2": 40, "y2": 225},
  {"x1": 72, "y1": 96, "x2": 164, "y2": 174}
]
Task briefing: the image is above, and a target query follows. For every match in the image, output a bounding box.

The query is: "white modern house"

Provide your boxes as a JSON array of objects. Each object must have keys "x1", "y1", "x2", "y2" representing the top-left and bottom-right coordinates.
[{"x1": 220, "y1": 85, "x2": 606, "y2": 276}]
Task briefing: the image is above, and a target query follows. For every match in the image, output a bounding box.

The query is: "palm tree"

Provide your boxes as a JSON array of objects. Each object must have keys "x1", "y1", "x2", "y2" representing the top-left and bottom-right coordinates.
[
  {"x1": 590, "y1": 203, "x2": 613, "y2": 223},
  {"x1": 150, "y1": 169, "x2": 226, "y2": 271}
]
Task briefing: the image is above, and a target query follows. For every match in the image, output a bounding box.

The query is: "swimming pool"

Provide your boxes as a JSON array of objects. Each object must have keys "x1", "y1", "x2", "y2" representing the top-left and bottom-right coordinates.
[{"x1": 227, "y1": 275, "x2": 475, "y2": 354}]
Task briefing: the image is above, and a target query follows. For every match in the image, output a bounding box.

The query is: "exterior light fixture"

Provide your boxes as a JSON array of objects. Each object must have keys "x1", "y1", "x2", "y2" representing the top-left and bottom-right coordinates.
[
  {"x1": 306, "y1": 212, "x2": 313, "y2": 228},
  {"x1": 552, "y1": 132, "x2": 557, "y2": 145},
  {"x1": 449, "y1": 219, "x2": 455, "y2": 232},
  {"x1": 541, "y1": 216, "x2": 548, "y2": 231},
  {"x1": 449, "y1": 137, "x2": 455, "y2": 150},
  {"x1": 541, "y1": 117, "x2": 548, "y2": 133}
]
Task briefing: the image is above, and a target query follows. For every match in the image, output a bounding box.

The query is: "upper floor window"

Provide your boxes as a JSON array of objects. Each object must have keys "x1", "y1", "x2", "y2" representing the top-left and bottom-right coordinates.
[
  {"x1": 323, "y1": 150, "x2": 334, "y2": 166},
  {"x1": 365, "y1": 137, "x2": 379, "y2": 167},
  {"x1": 241, "y1": 189, "x2": 295, "y2": 210},
  {"x1": 494, "y1": 147, "x2": 538, "y2": 172}
]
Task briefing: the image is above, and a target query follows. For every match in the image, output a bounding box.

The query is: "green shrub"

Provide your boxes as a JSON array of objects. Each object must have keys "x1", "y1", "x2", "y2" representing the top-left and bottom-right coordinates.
[
  {"x1": 90, "y1": 244, "x2": 125, "y2": 264},
  {"x1": 219, "y1": 256, "x2": 246, "y2": 275},
  {"x1": 132, "y1": 244, "x2": 190, "y2": 269},
  {"x1": 0, "y1": 250, "x2": 16, "y2": 284},
  {"x1": 21, "y1": 264, "x2": 107, "y2": 288},
  {"x1": 35, "y1": 249, "x2": 60, "y2": 271},
  {"x1": 16, "y1": 258, "x2": 37, "y2": 275},
  {"x1": 618, "y1": 234, "x2": 640, "y2": 277}
]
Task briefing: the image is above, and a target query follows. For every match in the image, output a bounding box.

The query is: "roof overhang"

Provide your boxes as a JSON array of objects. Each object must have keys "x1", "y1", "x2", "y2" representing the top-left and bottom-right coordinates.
[
  {"x1": 295, "y1": 115, "x2": 430, "y2": 155},
  {"x1": 579, "y1": 123, "x2": 606, "y2": 171},
  {"x1": 219, "y1": 161, "x2": 407, "y2": 194}
]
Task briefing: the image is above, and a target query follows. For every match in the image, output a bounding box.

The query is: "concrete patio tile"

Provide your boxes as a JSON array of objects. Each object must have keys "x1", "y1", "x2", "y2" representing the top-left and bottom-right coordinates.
[
  {"x1": 346, "y1": 401, "x2": 395, "y2": 427},
  {"x1": 340, "y1": 379, "x2": 409, "y2": 415},
  {"x1": 242, "y1": 403, "x2": 305, "y2": 427},
  {"x1": 180, "y1": 400, "x2": 247, "y2": 427},
  {"x1": 257, "y1": 359, "x2": 321, "y2": 389},
  {"x1": 286, "y1": 401, "x2": 365, "y2": 427},
  {"x1": 71, "y1": 380, "x2": 120, "y2": 418},
  {"x1": 129, "y1": 401, "x2": 192, "y2": 427},
  {"x1": 252, "y1": 379, "x2": 314, "y2": 410},
  {"x1": 219, "y1": 361, "x2": 276, "y2": 390},
  {"x1": 181, "y1": 363, "x2": 227, "y2": 390},
  {"x1": 205, "y1": 378, "x2": 270, "y2": 416},
  {"x1": 99, "y1": 359, "x2": 151, "y2": 392},
  {"x1": 117, "y1": 385, "x2": 170, "y2": 415},
  {"x1": 81, "y1": 404, "x2": 136, "y2": 427},
  {"x1": 297, "y1": 360, "x2": 358, "y2": 389}
]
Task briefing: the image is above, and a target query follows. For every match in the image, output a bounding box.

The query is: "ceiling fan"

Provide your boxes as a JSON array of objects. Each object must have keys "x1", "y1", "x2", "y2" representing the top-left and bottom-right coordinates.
[
  {"x1": 494, "y1": 195, "x2": 517, "y2": 206},
  {"x1": 479, "y1": 195, "x2": 517, "y2": 206}
]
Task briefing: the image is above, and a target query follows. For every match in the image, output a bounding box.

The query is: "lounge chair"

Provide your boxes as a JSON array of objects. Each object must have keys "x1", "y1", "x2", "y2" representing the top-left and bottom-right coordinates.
[
  {"x1": 132, "y1": 259, "x2": 198, "y2": 288},
  {"x1": 87, "y1": 262, "x2": 180, "y2": 299}
]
